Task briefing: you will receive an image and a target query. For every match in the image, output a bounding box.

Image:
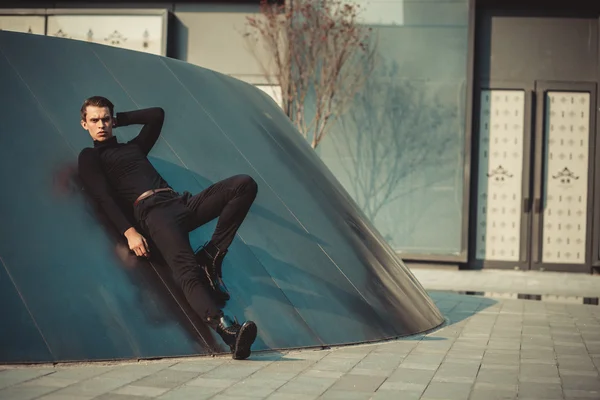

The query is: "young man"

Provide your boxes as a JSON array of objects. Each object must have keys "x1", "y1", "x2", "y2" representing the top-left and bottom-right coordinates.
[{"x1": 77, "y1": 96, "x2": 258, "y2": 360}]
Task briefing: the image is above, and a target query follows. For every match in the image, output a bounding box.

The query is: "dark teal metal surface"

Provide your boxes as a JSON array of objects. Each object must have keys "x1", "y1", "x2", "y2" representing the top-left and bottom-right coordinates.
[{"x1": 0, "y1": 31, "x2": 443, "y2": 363}]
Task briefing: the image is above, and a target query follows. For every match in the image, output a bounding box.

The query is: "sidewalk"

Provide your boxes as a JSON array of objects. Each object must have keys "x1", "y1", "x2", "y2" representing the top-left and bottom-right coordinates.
[
  {"x1": 1, "y1": 271, "x2": 599, "y2": 400},
  {"x1": 409, "y1": 267, "x2": 600, "y2": 302}
]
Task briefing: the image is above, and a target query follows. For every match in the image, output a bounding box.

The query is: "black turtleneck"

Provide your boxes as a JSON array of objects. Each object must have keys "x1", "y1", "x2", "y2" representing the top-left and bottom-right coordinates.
[{"x1": 77, "y1": 107, "x2": 168, "y2": 235}]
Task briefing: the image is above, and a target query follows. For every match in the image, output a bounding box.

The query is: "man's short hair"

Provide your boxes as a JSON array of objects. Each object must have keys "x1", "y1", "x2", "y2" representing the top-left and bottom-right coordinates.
[{"x1": 80, "y1": 96, "x2": 114, "y2": 121}]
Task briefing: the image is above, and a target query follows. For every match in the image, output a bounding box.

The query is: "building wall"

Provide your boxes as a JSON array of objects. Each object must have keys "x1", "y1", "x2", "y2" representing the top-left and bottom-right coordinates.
[
  {"x1": 0, "y1": 2, "x2": 269, "y2": 80},
  {"x1": 171, "y1": 3, "x2": 272, "y2": 84}
]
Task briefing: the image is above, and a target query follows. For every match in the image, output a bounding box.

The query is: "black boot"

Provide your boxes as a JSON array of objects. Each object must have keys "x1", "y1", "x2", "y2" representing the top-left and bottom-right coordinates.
[
  {"x1": 208, "y1": 314, "x2": 258, "y2": 360},
  {"x1": 195, "y1": 242, "x2": 230, "y2": 302}
]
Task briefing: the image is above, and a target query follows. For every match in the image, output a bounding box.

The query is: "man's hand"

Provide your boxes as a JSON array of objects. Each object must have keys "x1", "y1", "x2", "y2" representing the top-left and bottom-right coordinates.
[{"x1": 124, "y1": 227, "x2": 150, "y2": 258}]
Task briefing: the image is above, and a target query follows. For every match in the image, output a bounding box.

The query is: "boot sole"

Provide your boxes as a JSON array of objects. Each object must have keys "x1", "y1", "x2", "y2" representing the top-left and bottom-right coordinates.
[{"x1": 233, "y1": 321, "x2": 257, "y2": 360}]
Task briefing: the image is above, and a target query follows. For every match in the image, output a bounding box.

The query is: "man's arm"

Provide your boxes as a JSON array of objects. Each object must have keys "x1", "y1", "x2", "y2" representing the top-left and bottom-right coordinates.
[
  {"x1": 78, "y1": 149, "x2": 150, "y2": 257},
  {"x1": 116, "y1": 107, "x2": 165, "y2": 155}
]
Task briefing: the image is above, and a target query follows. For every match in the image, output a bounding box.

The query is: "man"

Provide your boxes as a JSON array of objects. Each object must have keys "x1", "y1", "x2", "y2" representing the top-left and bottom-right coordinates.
[{"x1": 77, "y1": 96, "x2": 258, "y2": 360}]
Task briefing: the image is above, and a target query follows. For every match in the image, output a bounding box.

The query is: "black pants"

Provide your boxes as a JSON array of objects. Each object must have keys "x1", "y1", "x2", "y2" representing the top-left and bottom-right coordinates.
[{"x1": 134, "y1": 174, "x2": 258, "y2": 321}]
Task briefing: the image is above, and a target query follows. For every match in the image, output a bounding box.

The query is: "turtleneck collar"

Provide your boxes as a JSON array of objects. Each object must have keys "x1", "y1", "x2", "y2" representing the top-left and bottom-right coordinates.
[{"x1": 93, "y1": 135, "x2": 119, "y2": 148}]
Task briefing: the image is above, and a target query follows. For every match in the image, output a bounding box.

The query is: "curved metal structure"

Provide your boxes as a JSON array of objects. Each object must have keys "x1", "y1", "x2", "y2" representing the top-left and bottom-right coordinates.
[{"x1": 0, "y1": 31, "x2": 443, "y2": 363}]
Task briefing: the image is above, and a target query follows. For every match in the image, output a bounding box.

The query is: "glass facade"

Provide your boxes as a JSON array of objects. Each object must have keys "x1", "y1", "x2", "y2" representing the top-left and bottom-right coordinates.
[{"x1": 318, "y1": 0, "x2": 470, "y2": 256}]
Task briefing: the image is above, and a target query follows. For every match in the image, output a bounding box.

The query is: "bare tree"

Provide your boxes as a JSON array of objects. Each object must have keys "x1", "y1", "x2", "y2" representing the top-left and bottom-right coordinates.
[{"x1": 244, "y1": 0, "x2": 376, "y2": 149}]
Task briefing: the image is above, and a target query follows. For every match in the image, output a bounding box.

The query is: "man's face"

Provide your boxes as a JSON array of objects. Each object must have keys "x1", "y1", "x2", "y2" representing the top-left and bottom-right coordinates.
[{"x1": 81, "y1": 106, "x2": 114, "y2": 141}]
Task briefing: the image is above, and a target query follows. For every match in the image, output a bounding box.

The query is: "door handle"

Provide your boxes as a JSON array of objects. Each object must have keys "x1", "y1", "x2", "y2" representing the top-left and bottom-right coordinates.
[
  {"x1": 523, "y1": 197, "x2": 532, "y2": 213},
  {"x1": 534, "y1": 198, "x2": 542, "y2": 214}
]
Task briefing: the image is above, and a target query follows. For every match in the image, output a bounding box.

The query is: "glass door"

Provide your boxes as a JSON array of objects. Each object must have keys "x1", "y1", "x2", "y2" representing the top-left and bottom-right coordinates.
[
  {"x1": 530, "y1": 81, "x2": 597, "y2": 273},
  {"x1": 472, "y1": 81, "x2": 596, "y2": 273}
]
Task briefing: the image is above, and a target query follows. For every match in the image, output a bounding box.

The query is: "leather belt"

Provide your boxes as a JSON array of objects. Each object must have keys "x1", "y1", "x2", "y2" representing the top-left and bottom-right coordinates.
[{"x1": 133, "y1": 188, "x2": 174, "y2": 207}]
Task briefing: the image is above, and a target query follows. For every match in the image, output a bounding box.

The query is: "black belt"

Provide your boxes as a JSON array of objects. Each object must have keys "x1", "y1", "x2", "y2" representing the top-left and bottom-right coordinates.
[{"x1": 133, "y1": 188, "x2": 174, "y2": 206}]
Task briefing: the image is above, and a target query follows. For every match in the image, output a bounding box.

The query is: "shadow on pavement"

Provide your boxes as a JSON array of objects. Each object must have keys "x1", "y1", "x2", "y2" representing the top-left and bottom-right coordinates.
[
  {"x1": 397, "y1": 291, "x2": 498, "y2": 342},
  {"x1": 428, "y1": 290, "x2": 498, "y2": 325}
]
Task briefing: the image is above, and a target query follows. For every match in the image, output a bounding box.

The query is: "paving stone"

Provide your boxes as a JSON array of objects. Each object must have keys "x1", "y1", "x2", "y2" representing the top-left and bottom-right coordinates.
[
  {"x1": 371, "y1": 389, "x2": 423, "y2": 400},
  {"x1": 353, "y1": 358, "x2": 400, "y2": 372},
  {"x1": 559, "y1": 369, "x2": 599, "y2": 377},
  {"x1": 482, "y1": 352, "x2": 520, "y2": 364},
  {"x1": 522, "y1": 336, "x2": 555, "y2": 347},
  {"x1": 451, "y1": 341, "x2": 489, "y2": 350},
  {"x1": 520, "y1": 364, "x2": 559, "y2": 378},
  {"x1": 521, "y1": 349, "x2": 556, "y2": 359},
  {"x1": 473, "y1": 382, "x2": 518, "y2": 391},
  {"x1": 475, "y1": 369, "x2": 518, "y2": 385},
  {"x1": 0, "y1": 384, "x2": 57, "y2": 400},
  {"x1": 563, "y1": 389, "x2": 600, "y2": 399},
  {"x1": 19, "y1": 375, "x2": 78, "y2": 388},
  {"x1": 557, "y1": 356, "x2": 597, "y2": 370},
  {"x1": 50, "y1": 377, "x2": 132, "y2": 397},
  {"x1": 347, "y1": 368, "x2": 391, "y2": 377},
  {"x1": 0, "y1": 368, "x2": 54, "y2": 389},
  {"x1": 401, "y1": 353, "x2": 445, "y2": 365},
  {"x1": 360, "y1": 351, "x2": 404, "y2": 363},
  {"x1": 469, "y1": 387, "x2": 517, "y2": 400},
  {"x1": 487, "y1": 341, "x2": 521, "y2": 351},
  {"x1": 48, "y1": 366, "x2": 113, "y2": 381},
  {"x1": 299, "y1": 369, "x2": 344, "y2": 379},
  {"x1": 236, "y1": 377, "x2": 289, "y2": 390},
  {"x1": 130, "y1": 369, "x2": 199, "y2": 389},
  {"x1": 265, "y1": 393, "x2": 317, "y2": 400},
  {"x1": 258, "y1": 361, "x2": 315, "y2": 375},
  {"x1": 249, "y1": 371, "x2": 301, "y2": 381},
  {"x1": 520, "y1": 343, "x2": 555, "y2": 351},
  {"x1": 156, "y1": 385, "x2": 222, "y2": 400},
  {"x1": 396, "y1": 362, "x2": 439, "y2": 371},
  {"x1": 202, "y1": 364, "x2": 266, "y2": 380},
  {"x1": 485, "y1": 349, "x2": 520, "y2": 355},
  {"x1": 327, "y1": 374, "x2": 385, "y2": 392},
  {"x1": 186, "y1": 377, "x2": 240, "y2": 388},
  {"x1": 99, "y1": 363, "x2": 174, "y2": 381},
  {"x1": 387, "y1": 366, "x2": 436, "y2": 384},
  {"x1": 94, "y1": 394, "x2": 155, "y2": 400},
  {"x1": 555, "y1": 346, "x2": 591, "y2": 356},
  {"x1": 167, "y1": 360, "x2": 223, "y2": 373},
  {"x1": 432, "y1": 362, "x2": 480, "y2": 383},
  {"x1": 318, "y1": 390, "x2": 372, "y2": 399},
  {"x1": 377, "y1": 381, "x2": 426, "y2": 392},
  {"x1": 519, "y1": 376, "x2": 562, "y2": 384},
  {"x1": 561, "y1": 376, "x2": 600, "y2": 391},
  {"x1": 112, "y1": 384, "x2": 170, "y2": 397},
  {"x1": 276, "y1": 376, "x2": 337, "y2": 396},
  {"x1": 220, "y1": 382, "x2": 278, "y2": 398},
  {"x1": 479, "y1": 363, "x2": 519, "y2": 372},
  {"x1": 288, "y1": 351, "x2": 329, "y2": 361},
  {"x1": 518, "y1": 382, "x2": 563, "y2": 399},
  {"x1": 36, "y1": 394, "x2": 93, "y2": 400},
  {"x1": 445, "y1": 349, "x2": 485, "y2": 360},
  {"x1": 520, "y1": 358, "x2": 558, "y2": 366},
  {"x1": 420, "y1": 381, "x2": 472, "y2": 400},
  {"x1": 374, "y1": 341, "x2": 418, "y2": 353},
  {"x1": 307, "y1": 359, "x2": 359, "y2": 373},
  {"x1": 412, "y1": 342, "x2": 454, "y2": 354},
  {"x1": 442, "y1": 358, "x2": 483, "y2": 366}
]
